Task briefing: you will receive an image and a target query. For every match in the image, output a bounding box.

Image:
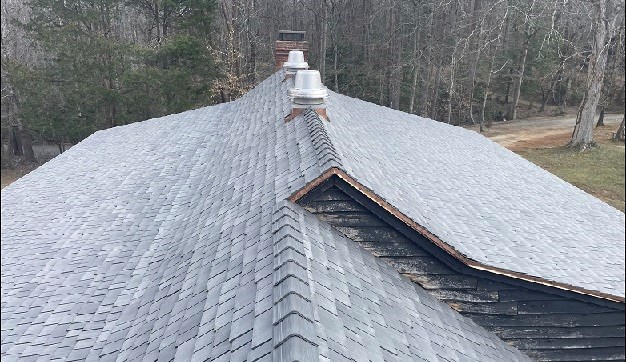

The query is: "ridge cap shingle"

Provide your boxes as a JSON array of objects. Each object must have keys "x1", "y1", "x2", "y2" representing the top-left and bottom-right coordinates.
[
  {"x1": 302, "y1": 108, "x2": 343, "y2": 171},
  {"x1": 271, "y1": 203, "x2": 320, "y2": 361}
]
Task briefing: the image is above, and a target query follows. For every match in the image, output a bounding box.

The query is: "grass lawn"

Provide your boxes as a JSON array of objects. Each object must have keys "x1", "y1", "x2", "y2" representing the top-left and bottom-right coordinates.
[{"x1": 518, "y1": 141, "x2": 625, "y2": 212}]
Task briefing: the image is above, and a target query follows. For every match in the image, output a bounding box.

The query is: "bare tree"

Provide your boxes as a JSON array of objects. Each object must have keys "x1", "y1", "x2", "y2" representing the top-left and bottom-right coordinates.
[
  {"x1": 569, "y1": 0, "x2": 622, "y2": 149},
  {"x1": 2, "y1": 0, "x2": 626, "y2": 156}
]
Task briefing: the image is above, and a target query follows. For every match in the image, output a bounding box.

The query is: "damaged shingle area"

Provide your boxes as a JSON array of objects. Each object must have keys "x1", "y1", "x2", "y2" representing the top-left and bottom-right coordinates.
[{"x1": 0, "y1": 68, "x2": 610, "y2": 361}]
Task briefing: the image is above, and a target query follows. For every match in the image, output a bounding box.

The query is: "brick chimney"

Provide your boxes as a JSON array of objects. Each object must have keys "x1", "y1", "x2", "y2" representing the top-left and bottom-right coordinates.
[{"x1": 275, "y1": 30, "x2": 309, "y2": 71}]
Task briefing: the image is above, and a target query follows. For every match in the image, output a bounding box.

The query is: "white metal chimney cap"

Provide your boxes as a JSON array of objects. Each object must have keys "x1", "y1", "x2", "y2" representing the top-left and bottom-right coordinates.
[
  {"x1": 289, "y1": 70, "x2": 328, "y2": 101},
  {"x1": 283, "y1": 50, "x2": 309, "y2": 74}
]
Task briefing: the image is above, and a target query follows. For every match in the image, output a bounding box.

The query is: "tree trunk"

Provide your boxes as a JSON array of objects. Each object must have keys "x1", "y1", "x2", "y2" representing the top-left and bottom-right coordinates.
[
  {"x1": 596, "y1": 107, "x2": 605, "y2": 127},
  {"x1": 562, "y1": 77, "x2": 572, "y2": 107},
  {"x1": 409, "y1": 61, "x2": 419, "y2": 114},
  {"x1": 245, "y1": 0, "x2": 259, "y2": 84},
  {"x1": 419, "y1": 7, "x2": 434, "y2": 117},
  {"x1": 569, "y1": 0, "x2": 616, "y2": 150},
  {"x1": 386, "y1": 2, "x2": 402, "y2": 110},
  {"x1": 219, "y1": 0, "x2": 238, "y2": 99},
  {"x1": 154, "y1": 2, "x2": 161, "y2": 42},
  {"x1": 10, "y1": 126, "x2": 22, "y2": 157},
  {"x1": 467, "y1": 0, "x2": 483, "y2": 123},
  {"x1": 319, "y1": 0, "x2": 329, "y2": 81},
  {"x1": 614, "y1": 117, "x2": 625, "y2": 141},
  {"x1": 509, "y1": 28, "x2": 531, "y2": 122},
  {"x1": 547, "y1": 59, "x2": 566, "y2": 109},
  {"x1": 505, "y1": 68, "x2": 512, "y2": 104},
  {"x1": 1, "y1": 69, "x2": 36, "y2": 164},
  {"x1": 480, "y1": 46, "x2": 497, "y2": 133},
  {"x1": 408, "y1": 15, "x2": 421, "y2": 114},
  {"x1": 539, "y1": 85, "x2": 549, "y2": 112},
  {"x1": 8, "y1": 123, "x2": 36, "y2": 162},
  {"x1": 333, "y1": 30, "x2": 339, "y2": 92},
  {"x1": 430, "y1": 46, "x2": 443, "y2": 119},
  {"x1": 447, "y1": 47, "x2": 457, "y2": 124}
]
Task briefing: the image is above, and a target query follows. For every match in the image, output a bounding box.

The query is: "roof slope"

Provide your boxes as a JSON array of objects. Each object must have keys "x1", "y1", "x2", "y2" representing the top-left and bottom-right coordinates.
[
  {"x1": 272, "y1": 202, "x2": 529, "y2": 361},
  {"x1": 320, "y1": 92, "x2": 626, "y2": 299},
  {"x1": 0, "y1": 72, "x2": 528, "y2": 361}
]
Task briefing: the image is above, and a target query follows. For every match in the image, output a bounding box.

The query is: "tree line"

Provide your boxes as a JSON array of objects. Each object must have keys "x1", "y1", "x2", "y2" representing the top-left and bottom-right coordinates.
[{"x1": 2, "y1": 0, "x2": 625, "y2": 167}]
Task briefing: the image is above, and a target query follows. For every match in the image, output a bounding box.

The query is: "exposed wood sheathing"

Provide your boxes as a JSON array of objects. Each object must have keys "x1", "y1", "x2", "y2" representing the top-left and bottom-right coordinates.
[
  {"x1": 292, "y1": 172, "x2": 625, "y2": 361},
  {"x1": 289, "y1": 167, "x2": 625, "y2": 304}
]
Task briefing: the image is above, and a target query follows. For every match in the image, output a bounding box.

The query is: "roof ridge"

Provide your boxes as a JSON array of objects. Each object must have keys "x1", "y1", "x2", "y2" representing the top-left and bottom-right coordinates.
[
  {"x1": 302, "y1": 108, "x2": 343, "y2": 171},
  {"x1": 271, "y1": 202, "x2": 320, "y2": 361}
]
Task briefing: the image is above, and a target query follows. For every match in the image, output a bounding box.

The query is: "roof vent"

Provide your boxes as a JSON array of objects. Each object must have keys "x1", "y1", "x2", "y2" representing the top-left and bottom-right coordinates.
[
  {"x1": 283, "y1": 50, "x2": 309, "y2": 77},
  {"x1": 286, "y1": 70, "x2": 329, "y2": 122}
]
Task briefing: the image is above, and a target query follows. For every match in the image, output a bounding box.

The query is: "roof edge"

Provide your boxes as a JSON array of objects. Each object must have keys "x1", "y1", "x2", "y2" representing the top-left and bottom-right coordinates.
[{"x1": 288, "y1": 167, "x2": 626, "y2": 304}]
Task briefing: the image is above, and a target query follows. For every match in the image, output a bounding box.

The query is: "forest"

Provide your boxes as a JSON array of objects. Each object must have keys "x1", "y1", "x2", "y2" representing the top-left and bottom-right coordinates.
[{"x1": 1, "y1": 0, "x2": 625, "y2": 168}]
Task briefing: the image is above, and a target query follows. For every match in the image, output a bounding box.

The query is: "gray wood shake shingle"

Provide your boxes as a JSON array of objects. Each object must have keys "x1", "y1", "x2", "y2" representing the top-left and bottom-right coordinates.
[{"x1": 1, "y1": 69, "x2": 617, "y2": 361}]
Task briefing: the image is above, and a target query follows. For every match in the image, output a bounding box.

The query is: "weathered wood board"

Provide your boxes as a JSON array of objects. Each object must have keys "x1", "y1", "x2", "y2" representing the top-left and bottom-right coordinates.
[{"x1": 297, "y1": 176, "x2": 626, "y2": 361}]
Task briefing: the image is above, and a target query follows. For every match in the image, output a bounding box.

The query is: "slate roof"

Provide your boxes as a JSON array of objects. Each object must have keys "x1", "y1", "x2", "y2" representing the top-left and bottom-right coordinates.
[
  {"x1": 322, "y1": 92, "x2": 626, "y2": 299},
  {"x1": 1, "y1": 72, "x2": 531, "y2": 361}
]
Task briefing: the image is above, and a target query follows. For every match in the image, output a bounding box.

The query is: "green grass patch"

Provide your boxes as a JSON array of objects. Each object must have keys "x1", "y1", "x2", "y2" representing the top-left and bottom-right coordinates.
[{"x1": 517, "y1": 142, "x2": 625, "y2": 212}]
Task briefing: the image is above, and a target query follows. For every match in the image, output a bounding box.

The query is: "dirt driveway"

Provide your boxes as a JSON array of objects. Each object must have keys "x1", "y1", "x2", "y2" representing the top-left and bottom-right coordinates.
[{"x1": 466, "y1": 113, "x2": 624, "y2": 151}]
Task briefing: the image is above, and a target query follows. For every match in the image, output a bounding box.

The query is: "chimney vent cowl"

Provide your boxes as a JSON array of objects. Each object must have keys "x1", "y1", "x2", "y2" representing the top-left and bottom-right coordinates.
[
  {"x1": 289, "y1": 70, "x2": 328, "y2": 107},
  {"x1": 283, "y1": 50, "x2": 309, "y2": 75}
]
